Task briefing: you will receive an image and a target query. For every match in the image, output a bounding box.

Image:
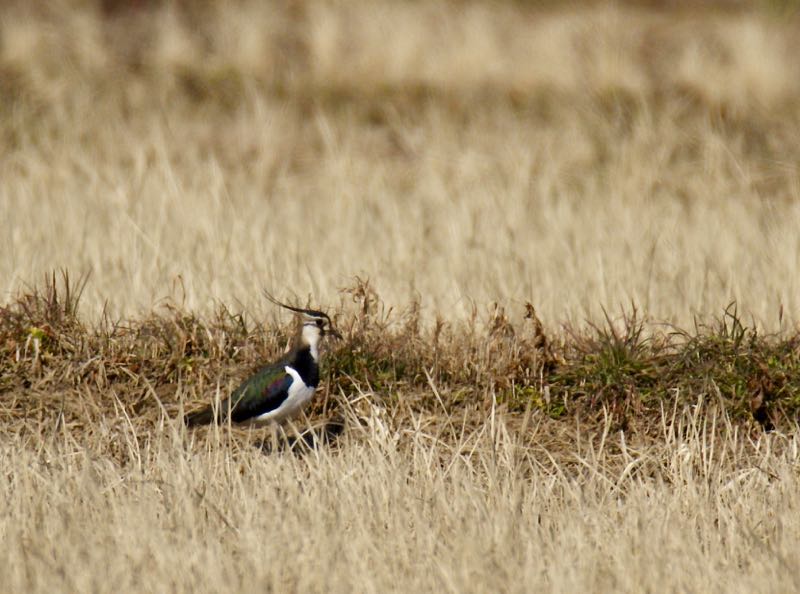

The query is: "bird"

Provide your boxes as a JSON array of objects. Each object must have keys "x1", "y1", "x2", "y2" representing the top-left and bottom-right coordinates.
[{"x1": 184, "y1": 292, "x2": 341, "y2": 427}]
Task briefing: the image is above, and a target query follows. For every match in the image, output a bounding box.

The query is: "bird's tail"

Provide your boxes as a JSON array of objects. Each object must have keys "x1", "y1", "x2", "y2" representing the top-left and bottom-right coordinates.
[{"x1": 183, "y1": 406, "x2": 217, "y2": 427}]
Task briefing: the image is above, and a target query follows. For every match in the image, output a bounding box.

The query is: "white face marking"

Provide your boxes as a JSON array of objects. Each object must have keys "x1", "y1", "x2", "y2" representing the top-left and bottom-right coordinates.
[
  {"x1": 249, "y1": 366, "x2": 316, "y2": 425},
  {"x1": 301, "y1": 321, "x2": 322, "y2": 361}
]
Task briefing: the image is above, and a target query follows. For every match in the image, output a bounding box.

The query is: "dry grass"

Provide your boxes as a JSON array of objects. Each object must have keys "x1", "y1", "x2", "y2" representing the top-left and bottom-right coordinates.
[
  {"x1": 2, "y1": 392, "x2": 800, "y2": 592},
  {"x1": 2, "y1": 274, "x2": 800, "y2": 592},
  {"x1": 3, "y1": 1, "x2": 800, "y2": 592}
]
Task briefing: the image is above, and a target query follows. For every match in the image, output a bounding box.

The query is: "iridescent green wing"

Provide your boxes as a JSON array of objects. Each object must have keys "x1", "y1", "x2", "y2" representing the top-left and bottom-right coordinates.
[{"x1": 227, "y1": 364, "x2": 293, "y2": 422}]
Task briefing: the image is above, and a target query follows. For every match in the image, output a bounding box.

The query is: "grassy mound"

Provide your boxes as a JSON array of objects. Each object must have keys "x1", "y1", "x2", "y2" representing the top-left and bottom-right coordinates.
[{"x1": 2, "y1": 274, "x2": 797, "y2": 453}]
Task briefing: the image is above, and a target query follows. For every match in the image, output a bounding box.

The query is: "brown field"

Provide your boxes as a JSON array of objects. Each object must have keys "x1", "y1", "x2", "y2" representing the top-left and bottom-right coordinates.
[{"x1": 2, "y1": 1, "x2": 800, "y2": 592}]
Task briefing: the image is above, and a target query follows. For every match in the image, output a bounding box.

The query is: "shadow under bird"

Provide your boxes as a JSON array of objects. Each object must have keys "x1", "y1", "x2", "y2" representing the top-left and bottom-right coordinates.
[{"x1": 184, "y1": 293, "x2": 341, "y2": 427}]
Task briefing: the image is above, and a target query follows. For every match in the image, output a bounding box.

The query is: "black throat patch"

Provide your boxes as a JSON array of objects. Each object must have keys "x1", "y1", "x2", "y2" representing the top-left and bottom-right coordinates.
[{"x1": 291, "y1": 346, "x2": 320, "y2": 388}]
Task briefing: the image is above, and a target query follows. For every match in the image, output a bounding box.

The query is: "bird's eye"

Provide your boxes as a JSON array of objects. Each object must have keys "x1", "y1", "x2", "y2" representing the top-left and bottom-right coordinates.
[{"x1": 316, "y1": 319, "x2": 324, "y2": 328}]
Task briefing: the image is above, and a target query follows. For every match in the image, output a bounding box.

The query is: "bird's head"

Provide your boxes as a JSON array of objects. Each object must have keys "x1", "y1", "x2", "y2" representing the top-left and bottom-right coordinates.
[
  {"x1": 263, "y1": 290, "x2": 342, "y2": 352},
  {"x1": 299, "y1": 309, "x2": 341, "y2": 343}
]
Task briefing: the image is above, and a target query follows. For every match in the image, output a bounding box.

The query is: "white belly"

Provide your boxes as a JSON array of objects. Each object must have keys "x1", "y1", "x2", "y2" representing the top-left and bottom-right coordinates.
[{"x1": 250, "y1": 366, "x2": 316, "y2": 425}]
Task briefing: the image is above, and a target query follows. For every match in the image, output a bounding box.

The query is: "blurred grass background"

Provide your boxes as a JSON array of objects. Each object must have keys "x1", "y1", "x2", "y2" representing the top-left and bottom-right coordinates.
[
  {"x1": 0, "y1": 0, "x2": 798, "y2": 328},
  {"x1": 2, "y1": 0, "x2": 800, "y2": 327}
]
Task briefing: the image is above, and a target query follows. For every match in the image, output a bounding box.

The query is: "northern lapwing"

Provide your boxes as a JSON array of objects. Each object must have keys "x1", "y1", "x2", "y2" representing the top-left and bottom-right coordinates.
[{"x1": 184, "y1": 293, "x2": 341, "y2": 427}]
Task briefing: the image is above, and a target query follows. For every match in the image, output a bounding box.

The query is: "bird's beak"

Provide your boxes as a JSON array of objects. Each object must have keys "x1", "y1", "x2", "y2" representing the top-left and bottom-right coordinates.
[{"x1": 328, "y1": 327, "x2": 343, "y2": 340}]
